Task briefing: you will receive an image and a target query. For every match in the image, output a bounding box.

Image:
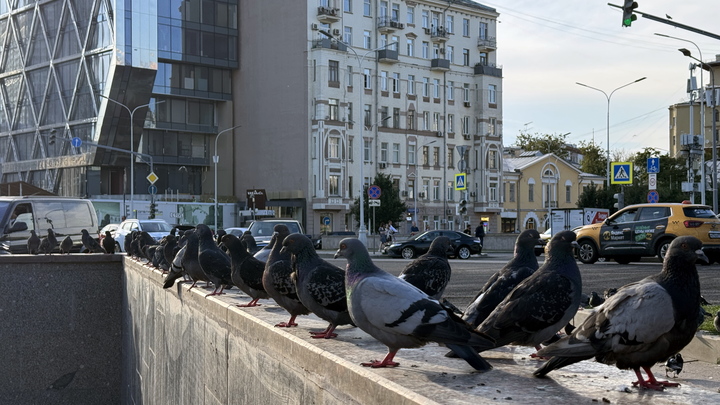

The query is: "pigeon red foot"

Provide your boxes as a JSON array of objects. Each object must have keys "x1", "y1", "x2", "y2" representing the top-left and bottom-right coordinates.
[
  {"x1": 310, "y1": 324, "x2": 338, "y2": 339},
  {"x1": 361, "y1": 351, "x2": 400, "y2": 368},
  {"x1": 632, "y1": 367, "x2": 680, "y2": 391},
  {"x1": 237, "y1": 298, "x2": 262, "y2": 307},
  {"x1": 275, "y1": 315, "x2": 299, "y2": 328}
]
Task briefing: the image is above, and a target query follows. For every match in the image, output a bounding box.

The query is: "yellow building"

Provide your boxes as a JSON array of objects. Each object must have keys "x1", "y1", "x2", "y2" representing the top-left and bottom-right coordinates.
[{"x1": 502, "y1": 152, "x2": 604, "y2": 233}]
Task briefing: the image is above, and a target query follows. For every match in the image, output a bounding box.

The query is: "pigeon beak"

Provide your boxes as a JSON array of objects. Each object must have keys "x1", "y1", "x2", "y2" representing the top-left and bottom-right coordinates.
[
  {"x1": 333, "y1": 251, "x2": 341, "y2": 259},
  {"x1": 696, "y1": 249, "x2": 709, "y2": 264}
]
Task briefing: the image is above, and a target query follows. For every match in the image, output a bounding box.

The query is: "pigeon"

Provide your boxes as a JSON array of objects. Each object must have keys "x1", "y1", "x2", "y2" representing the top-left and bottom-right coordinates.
[
  {"x1": 588, "y1": 291, "x2": 605, "y2": 307},
  {"x1": 164, "y1": 244, "x2": 188, "y2": 289},
  {"x1": 281, "y1": 233, "x2": 353, "y2": 339},
  {"x1": 700, "y1": 295, "x2": 710, "y2": 306},
  {"x1": 102, "y1": 231, "x2": 116, "y2": 254},
  {"x1": 27, "y1": 230, "x2": 41, "y2": 254},
  {"x1": 714, "y1": 311, "x2": 720, "y2": 333},
  {"x1": 221, "y1": 233, "x2": 269, "y2": 307},
  {"x1": 196, "y1": 224, "x2": 233, "y2": 296},
  {"x1": 665, "y1": 353, "x2": 684, "y2": 378},
  {"x1": 397, "y1": 236, "x2": 452, "y2": 299},
  {"x1": 461, "y1": 229, "x2": 541, "y2": 329},
  {"x1": 242, "y1": 231, "x2": 260, "y2": 254},
  {"x1": 475, "y1": 230, "x2": 582, "y2": 353},
  {"x1": 81, "y1": 229, "x2": 105, "y2": 253},
  {"x1": 262, "y1": 225, "x2": 310, "y2": 327},
  {"x1": 38, "y1": 229, "x2": 58, "y2": 254},
  {"x1": 534, "y1": 236, "x2": 706, "y2": 391},
  {"x1": 124, "y1": 230, "x2": 136, "y2": 255},
  {"x1": 136, "y1": 232, "x2": 158, "y2": 260},
  {"x1": 60, "y1": 235, "x2": 73, "y2": 254},
  {"x1": 334, "y1": 238, "x2": 495, "y2": 371},
  {"x1": 604, "y1": 288, "x2": 618, "y2": 299}
]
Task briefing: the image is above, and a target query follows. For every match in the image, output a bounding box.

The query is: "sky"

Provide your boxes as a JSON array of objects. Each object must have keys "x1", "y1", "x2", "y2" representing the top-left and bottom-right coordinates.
[{"x1": 483, "y1": 0, "x2": 720, "y2": 156}]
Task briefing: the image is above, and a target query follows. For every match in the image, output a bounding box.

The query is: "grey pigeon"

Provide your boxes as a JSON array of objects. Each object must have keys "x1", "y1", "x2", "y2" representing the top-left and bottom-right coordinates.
[
  {"x1": 398, "y1": 236, "x2": 452, "y2": 300},
  {"x1": 665, "y1": 353, "x2": 684, "y2": 378},
  {"x1": 476, "y1": 230, "x2": 582, "y2": 353},
  {"x1": 262, "y1": 225, "x2": 310, "y2": 327},
  {"x1": 196, "y1": 224, "x2": 233, "y2": 296},
  {"x1": 462, "y1": 229, "x2": 541, "y2": 329},
  {"x1": 714, "y1": 311, "x2": 720, "y2": 333},
  {"x1": 38, "y1": 229, "x2": 58, "y2": 254},
  {"x1": 102, "y1": 231, "x2": 116, "y2": 254},
  {"x1": 221, "y1": 233, "x2": 269, "y2": 307},
  {"x1": 81, "y1": 229, "x2": 105, "y2": 253},
  {"x1": 27, "y1": 230, "x2": 41, "y2": 254},
  {"x1": 242, "y1": 231, "x2": 260, "y2": 254},
  {"x1": 180, "y1": 229, "x2": 210, "y2": 290},
  {"x1": 60, "y1": 235, "x2": 73, "y2": 254},
  {"x1": 124, "y1": 230, "x2": 136, "y2": 255},
  {"x1": 164, "y1": 244, "x2": 187, "y2": 289},
  {"x1": 334, "y1": 238, "x2": 495, "y2": 371},
  {"x1": 281, "y1": 233, "x2": 353, "y2": 339},
  {"x1": 534, "y1": 236, "x2": 706, "y2": 391},
  {"x1": 588, "y1": 291, "x2": 605, "y2": 307}
]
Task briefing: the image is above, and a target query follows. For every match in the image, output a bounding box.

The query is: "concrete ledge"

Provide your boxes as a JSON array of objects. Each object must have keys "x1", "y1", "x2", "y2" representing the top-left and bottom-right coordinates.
[{"x1": 124, "y1": 258, "x2": 720, "y2": 404}]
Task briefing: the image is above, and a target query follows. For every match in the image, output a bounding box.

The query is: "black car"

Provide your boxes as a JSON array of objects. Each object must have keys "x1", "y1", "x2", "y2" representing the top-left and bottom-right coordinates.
[{"x1": 382, "y1": 230, "x2": 482, "y2": 260}]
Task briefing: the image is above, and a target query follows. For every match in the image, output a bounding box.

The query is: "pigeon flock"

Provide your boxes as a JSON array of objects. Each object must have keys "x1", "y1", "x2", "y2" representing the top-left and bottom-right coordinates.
[
  {"x1": 25, "y1": 227, "x2": 117, "y2": 255},
  {"x1": 49, "y1": 222, "x2": 715, "y2": 393}
]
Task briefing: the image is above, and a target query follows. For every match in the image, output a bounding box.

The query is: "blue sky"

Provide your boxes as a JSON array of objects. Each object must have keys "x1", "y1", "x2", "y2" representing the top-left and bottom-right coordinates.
[{"x1": 484, "y1": 0, "x2": 719, "y2": 155}]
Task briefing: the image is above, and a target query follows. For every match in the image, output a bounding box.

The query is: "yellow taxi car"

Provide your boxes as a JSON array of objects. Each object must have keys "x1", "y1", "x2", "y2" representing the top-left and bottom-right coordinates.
[{"x1": 575, "y1": 202, "x2": 720, "y2": 264}]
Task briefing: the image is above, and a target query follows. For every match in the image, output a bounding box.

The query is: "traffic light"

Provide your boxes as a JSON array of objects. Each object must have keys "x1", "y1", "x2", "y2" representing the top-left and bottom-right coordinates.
[
  {"x1": 149, "y1": 202, "x2": 156, "y2": 219},
  {"x1": 621, "y1": 0, "x2": 638, "y2": 27},
  {"x1": 458, "y1": 199, "x2": 467, "y2": 215},
  {"x1": 613, "y1": 193, "x2": 624, "y2": 210}
]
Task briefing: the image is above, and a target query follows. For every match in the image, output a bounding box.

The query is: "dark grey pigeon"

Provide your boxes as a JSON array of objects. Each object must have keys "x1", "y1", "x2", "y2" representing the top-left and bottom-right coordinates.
[
  {"x1": 461, "y1": 229, "x2": 541, "y2": 329},
  {"x1": 162, "y1": 234, "x2": 177, "y2": 264},
  {"x1": 476, "y1": 230, "x2": 582, "y2": 354},
  {"x1": 534, "y1": 236, "x2": 705, "y2": 391},
  {"x1": 81, "y1": 229, "x2": 105, "y2": 253},
  {"x1": 281, "y1": 233, "x2": 353, "y2": 339},
  {"x1": 221, "y1": 233, "x2": 269, "y2": 307},
  {"x1": 102, "y1": 231, "x2": 116, "y2": 254},
  {"x1": 60, "y1": 235, "x2": 73, "y2": 255},
  {"x1": 588, "y1": 291, "x2": 605, "y2": 307},
  {"x1": 38, "y1": 229, "x2": 58, "y2": 254},
  {"x1": 665, "y1": 353, "x2": 684, "y2": 378},
  {"x1": 27, "y1": 230, "x2": 41, "y2": 254},
  {"x1": 196, "y1": 224, "x2": 233, "y2": 296},
  {"x1": 398, "y1": 236, "x2": 452, "y2": 300},
  {"x1": 164, "y1": 244, "x2": 187, "y2": 289},
  {"x1": 262, "y1": 225, "x2": 310, "y2": 327},
  {"x1": 335, "y1": 238, "x2": 495, "y2": 371},
  {"x1": 181, "y1": 229, "x2": 210, "y2": 290},
  {"x1": 242, "y1": 231, "x2": 260, "y2": 254},
  {"x1": 124, "y1": 231, "x2": 136, "y2": 256}
]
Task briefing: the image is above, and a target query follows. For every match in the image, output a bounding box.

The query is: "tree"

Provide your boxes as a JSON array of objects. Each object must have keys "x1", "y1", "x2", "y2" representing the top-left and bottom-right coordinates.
[
  {"x1": 514, "y1": 131, "x2": 571, "y2": 160},
  {"x1": 350, "y1": 173, "x2": 408, "y2": 231},
  {"x1": 576, "y1": 182, "x2": 616, "y2": 212},
  {"x1": 577, "y1": 140, "x2": 606, "y2": 178}
]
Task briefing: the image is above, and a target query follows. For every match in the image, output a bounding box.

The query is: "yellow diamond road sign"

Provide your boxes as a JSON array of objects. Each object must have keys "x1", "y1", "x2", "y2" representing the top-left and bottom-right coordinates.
[
  {"x1": 147, "y1": 172, "x2": 159, "y2": 185},
  {"x1": 455, "y1": 173, "x2": 467, "y2": 190}
]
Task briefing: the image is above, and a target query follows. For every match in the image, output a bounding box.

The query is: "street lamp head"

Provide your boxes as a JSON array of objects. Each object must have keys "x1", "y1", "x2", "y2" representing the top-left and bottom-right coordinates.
[
  {"x1": 679, "y1": 48, "x2": 692, "y2": 57},
  {"x1": 635, "y1": 77, "x2": 647, "y2": 83}
]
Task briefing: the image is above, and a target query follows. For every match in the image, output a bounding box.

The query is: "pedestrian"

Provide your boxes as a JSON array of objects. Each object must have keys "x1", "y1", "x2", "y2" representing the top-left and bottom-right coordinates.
[
  {"x1": 410, "y1": 221, "x2": 419, "y2": 236},
  {"x1": 463, "y1": 225, "x2": 471, "y2": 235},
  {"x1": 475, "y1": 222, "x2": 485, "y2": 256},
  {"x1": 378, "y1": 222, "x2": 387, "y2": 251},
  {"x1": 386, "y1": 220, "x2": 398, "y2": 244}
]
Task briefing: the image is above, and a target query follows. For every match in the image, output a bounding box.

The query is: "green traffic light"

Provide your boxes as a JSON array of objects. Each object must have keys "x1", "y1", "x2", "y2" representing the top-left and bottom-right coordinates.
[{"x1": 622, "y1": 14, "x2": 637, "y2": 27}]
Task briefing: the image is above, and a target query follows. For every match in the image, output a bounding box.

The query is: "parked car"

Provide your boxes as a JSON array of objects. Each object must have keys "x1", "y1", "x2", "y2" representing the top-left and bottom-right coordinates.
[
  {"x1": 114, "y1": 219, "x2": 174, "y2": 252},
  {"x1": 534, "y1": 228, "x2": 552, "y2": 256},
  {"x1": 575, "y1": 202, "x2": 720, "y2": 264},
  {"x1": 98, "y1": 223, "x2": 119, "y2": 244},
  {"x1": 246, "y1": 219, "x2": 304, "y2": 249},
  {"x1": 0, "y1": 196, "x2": 99, "y2": 254},
  {"x1": 382, "y1": 230, "x2": 482, "y2": 260},
  {"x1": 224, "y1": 227, "x2": 249, "y2": 238}
]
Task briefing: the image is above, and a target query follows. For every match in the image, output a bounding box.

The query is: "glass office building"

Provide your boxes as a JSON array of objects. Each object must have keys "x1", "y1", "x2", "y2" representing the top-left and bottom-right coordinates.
[{"x1": 0, "y1": 0, "x2": 238, "y2": 202}]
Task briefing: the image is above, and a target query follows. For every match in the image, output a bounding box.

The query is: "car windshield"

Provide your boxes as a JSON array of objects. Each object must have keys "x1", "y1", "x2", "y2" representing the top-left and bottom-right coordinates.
[
  {"x1": 0, "y1": 202, "x2": 9, "y2": 223},
  {"x1": 683, "y1": 207, "x2": 718, "y2": 219},
  {"x1": 141, "y1": 221, "x2": 172, "y2": 232},
  {"x1": 251, "y1": 222, "x2": 301, "y2": 237}
]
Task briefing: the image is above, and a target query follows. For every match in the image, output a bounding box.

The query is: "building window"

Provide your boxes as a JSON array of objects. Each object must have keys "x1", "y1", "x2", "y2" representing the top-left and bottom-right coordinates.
[
  {"x1": 363, "y1": 139, "x2": 371, "y2": 162},
  {"x1": 447, "y1": 80, "x2": 454, "y2": 100},
  {"x1": 329, "y1": 98, "x2": 339, "y2": 120},
  {"x1": 488, "y1": 117, "x2": 496, "y2": 136},
  {"x1": 446, "y1": 45, "x2": 454, "y2": 63},
  {"x1": 447, "y1": 148, "x2": 454, "y2": 168},
  {"x1": 391, "y1": 3, "x2": 399, "y2": 20},
  {"x1": 433, "y1": 43, "x2": 441, "y2": 59},
  {"x1": 433, "y1": 78, "x2": 440, "y2": 98},
  {"x1": 462, "y1": 116, "x2": 469, "y2": 135},
  {"x1": 329, "y1": 136, "x2": 340, "y2": 158},
  {"x1": 422, "y1": 111, "x2": 429, "y2": 130},
  {"x1": 392, "y1": 72, "x2": 400, "y2": 93},
  {"x1": 422, "y1": 146, "x2": 430, "y2": 165},
  {"x1": 462, "y1": 18, "x2": 470, "y2": 36},
  {"x1": 348, "y1": 137, "x2": 354, "y2": 161},
  {"x1": 407, "y1": 110, "x2": 415, "y2": 130},
  {"x1": 479, "y1": 52, "x2": 488, "y2": 65},
  {"x1": 406, "y1": 38, "x2": 414, "y2": 57},
  {"x1": 433, "y1": 180, "x2": 440, "y2": 200},
  {"x1": 447, "y1": 114, "x2": 454, "y2": 133},
  {"x1": 364, "y1": 30, "x2": 371, "y2": 48},
  {"x1": 329, "y1": 175, "x2": 340, "y2": 196},
  {"x1": 381, "y1": 142, "x2": 388, "y2": 162},
  {"x1": 363, "y1": 0, "x2": 371, "y2": 16},
  {"x1": 566, "y1": 184, "x2": 572, "y2": 203},
  {"x1": 329, "y1": 60, "x2": 339, "y2": 83},
  {"x1": 479, "y1": 21, "x2": 488, "y2": 39},
  {"x1": 409, "y1": 144, "x2": 417, "y2": 165},
  {"x1": 447, "y1": 181, "x2": 454, "y2": 201},
  {"x1": 528, "y1": 182, "x2": 535, "y2": 202},
  {"x1": 422, "y1": 10, "x2": 429, "y2": 28},
  {"x1": 380, "y1": 106, "x2": 389, "y2": 125},
  {"x1": 462, "y1": 48, "x2": 470, "y2": 66},
  {"x1": 488, "y1": 84, "x2": 497, "y2": 104},
  {"x1": 380, "y1": 71, "x2": 388, "y2": 91},
  {"x1": 363, "y1": 68, "x2": 371, "y2": 89},
  {"x1": 422, "y1": 77, "x2": 430, "y2": 97},
  {"x1": 463, "y1": 83, "x2": 470, "y2": 102},
  {"x1": 364, "y1": 104, "x2": 372, "y2": 126},
  {"x1": 392, "y1": 107, "x2": 400, "y2": 128},
  {"x1": 488, "y1": 150, "x2": 497, "y2": 169},
  {"x1": 446, "y1": 15, "x2": 454, "y2": 33},
  {"x1": 344, "y1": 0, "x2": 352, "y2": 13},
  {"x1": 343, "y1": 26, "x2": 352, "y2": 44},
  {"x1": 407, "y1": 6, "x2": 415, "y2": 24},
  {"x1": 347, "y1": 65, "x2": 353, "y2": 87},
  {"x1": 347, "y1": 102, "x2": 353, "y2": 123},
  {"x1": 422, "y1": 41, "x2": 429, "y2": 58},
  {"x1": 408, "y1": 179, "x2": 415, "y2": 199},
  {"x1": 392, "y1": 143, "x2": 400, "y2": 163},
  {"x1": 432, "y1": 112, "x2": 440, "y2": 131},
  {"x1": 408, "y1": 74, "x2": 415, "y2": 95},
  {"x1": 432, "y1": 146, "x2": 440, "y2": 166}
]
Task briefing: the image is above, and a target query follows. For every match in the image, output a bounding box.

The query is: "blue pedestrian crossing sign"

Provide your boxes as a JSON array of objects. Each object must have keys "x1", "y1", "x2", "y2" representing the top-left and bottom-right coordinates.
[
  {"x1": 454, "y1": 173, "x2": 467, "y2": 190},
  {"x1": 611, "y1": 162, "x2": 633, "y2": 185}
]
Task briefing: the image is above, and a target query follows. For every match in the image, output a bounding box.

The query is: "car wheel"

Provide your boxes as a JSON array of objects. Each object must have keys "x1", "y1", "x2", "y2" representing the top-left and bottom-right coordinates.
[
  {"x1": 456, "y1": 246, "x2": 471, "y2": 260},
  {"x1": 577, "y1": 241, "x2": 599, "y2": 264},
  {"x1": 656, "y1": 239, "x2": 672, "y2": 262},
  {"x1": 401, "y1": 246, "x2": 416, "y2": 259}
]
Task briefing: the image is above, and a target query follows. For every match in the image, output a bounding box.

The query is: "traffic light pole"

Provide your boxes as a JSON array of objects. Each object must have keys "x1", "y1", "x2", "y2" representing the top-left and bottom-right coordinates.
[{"x1": 608, "y1": 3, "x2": 720, "y2": 40}]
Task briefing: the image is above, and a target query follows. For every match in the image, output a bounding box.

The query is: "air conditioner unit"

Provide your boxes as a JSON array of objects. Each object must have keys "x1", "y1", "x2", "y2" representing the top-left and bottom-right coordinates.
[
  {"x1": 378, "y1": 162, "x2": 387, "y2": 169},
  {"x1": 397, "y1": 23, "x2": 405, "y2": 29},
  {"x1": 390, "y1": 21, "x2": 398, "y2": 28},
  {"x1": 329, "y1": 8, "x2": 338, "y2": 16},
  {"x1": 463, "y1": 134, "x2": 471, "y2": 140},
  {"x1": 436, "y1": 131, "x2": 443, "y2": 137},
  {"x1": 424, "y1": 27, "x2": 431, "y2": 35},
  {"x1": 311, "y1": 23, "x2": 318, "y2": 30},
  {"x1": 332, "y1": 28, "x2": 340, "y2": 36},
  {"x1": 463, "y1": 101, "x2": 471, "y2": 107}
]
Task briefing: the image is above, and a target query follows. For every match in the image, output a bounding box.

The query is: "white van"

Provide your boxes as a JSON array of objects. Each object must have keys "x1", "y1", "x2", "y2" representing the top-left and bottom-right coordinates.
[{"x1": 0, "y1": 196, "x2": 99, "y2": 254}]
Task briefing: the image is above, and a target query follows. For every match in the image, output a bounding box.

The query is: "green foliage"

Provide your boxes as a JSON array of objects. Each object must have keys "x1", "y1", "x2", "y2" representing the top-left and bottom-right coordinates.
[
  {"x1": 576, "y1": 182, "x2": 616, "y2": 212},
  {"x1": 577, "y1": 140, "x2": 607, "y2": 178},
  {"x1": 514, "y1": 131, "x2": 570, "y2": 160},
  {"x1": 350, "y1": 173, "x2": 408, "y2": 229},
  {"x1": 700, "y1": 305, "x2": 719, "y2": 335}
]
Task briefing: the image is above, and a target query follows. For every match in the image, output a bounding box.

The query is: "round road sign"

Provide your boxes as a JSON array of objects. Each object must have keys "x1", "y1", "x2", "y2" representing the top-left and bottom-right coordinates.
[
  {"x1": 368, "y1": 185, "x2": 381, "y2": 199},
  {"x1": 647, "y1": 190, "x2": 659, "y2": 204}
]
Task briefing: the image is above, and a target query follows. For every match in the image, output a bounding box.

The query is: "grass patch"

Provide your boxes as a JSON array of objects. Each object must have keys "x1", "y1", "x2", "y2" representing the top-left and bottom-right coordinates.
[{"x1": 700, "y1": 305, "x2": 720, "y2": 335}]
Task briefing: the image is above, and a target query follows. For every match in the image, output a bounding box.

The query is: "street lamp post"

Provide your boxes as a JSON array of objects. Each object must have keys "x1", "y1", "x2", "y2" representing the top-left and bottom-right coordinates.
[
  {"x1": 319, "y1": 30, "x2": 396, "y2": 246},
  {"x1": 576, "y1": 77, "x2": 647, "y2": 188},
  {"x1": 412, "y1": 140, "x2": 437, "y2": 227},
  {"x1": 99, "y1": 95, "x2": 164, "y2": 218},
  {"x1": 678, "y1": 47, "x2": 719, "y2": 213},
  {"x1": 214, "y1": 125, "x2": 242, "y2": 231}
]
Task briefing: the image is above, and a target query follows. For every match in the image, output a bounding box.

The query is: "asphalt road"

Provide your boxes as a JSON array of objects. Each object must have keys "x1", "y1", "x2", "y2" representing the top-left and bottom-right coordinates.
[{"x1": 323, "y1": 252, "x2": 720, "y2": 309}]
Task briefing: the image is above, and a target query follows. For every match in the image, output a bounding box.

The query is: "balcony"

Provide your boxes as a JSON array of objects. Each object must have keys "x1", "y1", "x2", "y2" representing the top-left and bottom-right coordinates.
[
  {"x1": 378, "y1": 16, "x2": 404, "y2": 33},
  {"x1": 424, "y1": 26, "x2": 449, "y2": 42},
  {"x1": 312, "y1": 38, "x2": 347, "y2": 52},
  {"x1": 430, "y1": 58, "x2": 450, "y2": 71},
  {"x1": 317, "y1": 6, "x2": 340, "y2": 23},
  {"x1": 477, "y1": 36, "x2": 497, "y2": 51},
  {"x1": 377, "y1": 49, "x2": 399, "y2": 63},
  {"x1": 474, "y1": 63, "x2": 502, "y2": 77}
]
